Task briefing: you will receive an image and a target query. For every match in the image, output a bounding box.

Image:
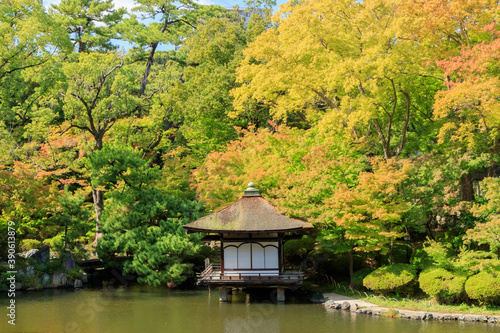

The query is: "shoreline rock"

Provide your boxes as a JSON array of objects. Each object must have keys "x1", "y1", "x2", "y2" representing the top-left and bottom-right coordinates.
[{"x1": 321, "y1": 292, "x2": 499, "y2": 324}]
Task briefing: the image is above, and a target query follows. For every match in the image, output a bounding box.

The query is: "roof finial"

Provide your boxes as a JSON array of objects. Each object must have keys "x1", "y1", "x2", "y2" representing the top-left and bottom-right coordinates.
[{"x1": 243, "y1": 182, "x2": 260, "y2": 197}]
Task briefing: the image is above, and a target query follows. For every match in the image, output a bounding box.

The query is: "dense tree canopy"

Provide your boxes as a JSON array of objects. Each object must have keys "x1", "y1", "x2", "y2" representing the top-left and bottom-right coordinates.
[{"x1": 1, "y1": 0, "x2": 500, "y2": 291}]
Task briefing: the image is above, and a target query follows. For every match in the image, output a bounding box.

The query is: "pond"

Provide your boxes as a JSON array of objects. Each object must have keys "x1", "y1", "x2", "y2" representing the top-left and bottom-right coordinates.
[{"x1": 0, "y1": 287, "x2": 497, "y2": 333}]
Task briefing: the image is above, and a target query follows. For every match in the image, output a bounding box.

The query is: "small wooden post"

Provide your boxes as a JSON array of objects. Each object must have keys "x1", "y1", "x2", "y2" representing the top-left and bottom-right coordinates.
[
  {"x1": 219, "y1": 287, "x2": 228, "y2": 302},
  {"x1": 277, "y1": 287, "x2": 285, "y2": 302}
]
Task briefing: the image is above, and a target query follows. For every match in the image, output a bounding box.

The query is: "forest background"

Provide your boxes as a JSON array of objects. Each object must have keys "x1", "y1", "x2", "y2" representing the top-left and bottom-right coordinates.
[{"x1": 1, "y1": 0, "x2": 500, "y2": 305}]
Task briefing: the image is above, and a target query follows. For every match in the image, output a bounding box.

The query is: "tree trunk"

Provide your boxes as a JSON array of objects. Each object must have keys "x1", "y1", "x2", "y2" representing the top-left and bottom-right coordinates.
[
  {"x1": 388, "y1": 239, "x2": 395, "y2": 264},
  {"x1": 460, "y1": 172, "x2": 474, "y2": 201},
  {"x1": 347, "y1": 250, "x2": 354, "y2": 286},
  {"x1": 139, "y1": 42, "x2": 159, "y2": 98},
  {"x1": 488, "y1": 162, "x2": 497, "y2": 178},
  {"x1": 92, "y1": 188, "x2": 104, "y2": 247},
  {"x1": 64, "y1": 225, "x2": 68, "y2": 250},
  {"x1": 139, "y1": 17, "x2": 171, "y2": 99},
  {"x1": 373, "y1": 119, "x2": 391, "y2": 159},
  {"x1": 488, "y1": 140, "x2": 498, "y2": 177},
  {"x1": 92, "y1": 136, "x2": 104, "y2": 247}
]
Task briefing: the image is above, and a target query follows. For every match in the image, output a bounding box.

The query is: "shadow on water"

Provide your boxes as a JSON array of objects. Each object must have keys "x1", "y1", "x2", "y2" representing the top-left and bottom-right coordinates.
[{"x1": 235, "y1": 287, "x2": 319, "y2": 304}]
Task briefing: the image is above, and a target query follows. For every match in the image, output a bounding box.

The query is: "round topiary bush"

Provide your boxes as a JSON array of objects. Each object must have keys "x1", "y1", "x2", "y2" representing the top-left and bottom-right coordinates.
[
  {"x1": 418, "y1": 268, "x2": 467, "y2": 304},
  {"x1": 363, "y1": 263, "x2": 417, "y2": 296},
  {"x1": 465, "y1": 270, "x2": 500, "y2": 305}
]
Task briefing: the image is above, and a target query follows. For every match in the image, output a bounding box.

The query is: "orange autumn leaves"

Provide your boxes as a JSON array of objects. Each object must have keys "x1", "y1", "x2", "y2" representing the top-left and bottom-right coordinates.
[
  {"x1": 323, "y1": 158, "x2": 412, "y2": 253},
  {"x1": 194, "y1": 126, "x2": 412, "y2": 255},
  {"x1": 434, "y1": 36, "x2": 500, "y2": 150}
]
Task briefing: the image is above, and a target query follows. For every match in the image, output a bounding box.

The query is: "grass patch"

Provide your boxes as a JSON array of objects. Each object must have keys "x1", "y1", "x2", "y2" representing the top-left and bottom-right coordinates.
[{"x1": 322, "y1": 284, "x2": 500, "y2": 316}]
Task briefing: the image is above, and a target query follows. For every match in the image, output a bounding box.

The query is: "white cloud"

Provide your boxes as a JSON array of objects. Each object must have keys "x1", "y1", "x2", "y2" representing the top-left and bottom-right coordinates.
[
  {"x1": 113, "y1": 0, "x2": 136, "y2": 11},
  {"x1": 43, "y1": 0, "x2": 134, "y2": 11},
  {"x1": 42, "y1": 0, "x2": 61, "y2": 7},
  {"x1": 44, "y1": 0, "x2": 218, "y2": 10},
  {"x1": 195, "y1": 0, "x2": 216, "y2": 5}
]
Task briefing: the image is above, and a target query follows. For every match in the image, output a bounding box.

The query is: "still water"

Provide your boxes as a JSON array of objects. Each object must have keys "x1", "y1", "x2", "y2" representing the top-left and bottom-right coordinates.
[{"x1": 1, "y1": 287, "x2": 498, "y2": 333}]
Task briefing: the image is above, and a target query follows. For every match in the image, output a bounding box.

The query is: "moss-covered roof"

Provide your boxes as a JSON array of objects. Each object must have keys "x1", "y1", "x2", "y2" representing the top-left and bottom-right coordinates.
[{"x1": 183, "y1": 195, "x2": 312, "y2": 233}]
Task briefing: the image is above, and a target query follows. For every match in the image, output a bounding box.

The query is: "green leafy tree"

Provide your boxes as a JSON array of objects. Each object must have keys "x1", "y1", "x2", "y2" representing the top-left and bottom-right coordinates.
[
  {"x1": 122, "y1": 0, "x2": 198, "y2": 97},
  {"x1": 433, "y1": 28, "x2": 500, "y2": 177},
  {"x1": 88, "y1": 144, "x2": 204, "y2": 285},
  {"x1": 115, "y1": 4, "x2": 232, "y2": 156},
  {"x1": 403, "y1": 152, "x2": 474, "y2": 244},
  {"x1": 0, "y1": 162, "x2": 60, "y2": 252},
  {"x1": 59, "y1": 52, "x2": 140, "y2": 243},
  {"x1": 232, "y1": 0, "x2": 440, "y2": 158},
  {"x1": 166, "y1": 12, "x2": 251, "y2": 154},
  {"x1": 0, "y1": 0, "x2": 71, "y2": 163},
  {"x1": 467, "y1": 178, "x2": 500, "y2": 253},
  {"x1": 194, "y1": 126, "x2": 304, "y2": 210},
  {"x1": 46, "y1": 188, "x2": 92, "y2": 255},
  {"x1": 50, "y1": 0, "x2": 126, "y2": 53},
  {"x1": 320, "y1": 158, "x2": 412, "y2": 281}
]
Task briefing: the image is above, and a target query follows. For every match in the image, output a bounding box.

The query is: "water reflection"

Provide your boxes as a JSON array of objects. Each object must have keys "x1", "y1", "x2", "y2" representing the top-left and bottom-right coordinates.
[
  {"x1": 225, "y1": 316, "x2": 279, "y2": 333},
  {"x1": 0, "y1": 287, "x2": 498, "y2": 333}
]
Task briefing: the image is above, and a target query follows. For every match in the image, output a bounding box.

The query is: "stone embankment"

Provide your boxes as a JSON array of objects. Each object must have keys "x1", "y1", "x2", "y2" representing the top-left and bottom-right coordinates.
[
  {"x1": 322, "y1": 293, "x2": 499, "y2": 324},
  {"x1": 11, "y1": 246, "x2": 86, "y2": 290}
]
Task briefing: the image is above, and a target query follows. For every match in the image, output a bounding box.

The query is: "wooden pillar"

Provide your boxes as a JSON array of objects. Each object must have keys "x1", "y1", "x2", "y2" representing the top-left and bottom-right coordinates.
[
  {"x1": 279, "y1": 235, "x2": 283, "y2": 273},
  {"x1": 231, "y1": 287, "x2": 239, "y2": 302},
  {"x1": 220, "y1": 237, "x2": 224, "y2": 274},
  {"x1": 277, "y1": 287, "x2": 285, "y2": 302},
  {"x1": 219, "y1": 287, "x2": 228, "y2": 302}
]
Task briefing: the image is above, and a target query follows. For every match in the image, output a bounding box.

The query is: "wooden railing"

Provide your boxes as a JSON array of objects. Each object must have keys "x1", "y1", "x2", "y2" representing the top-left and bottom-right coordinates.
[
  {"x1": 198, "y1": 262, "x2": 220, "y2": 278},
  {"x1": 196, "y1": 261, "x2": 303, "y2": 285}
]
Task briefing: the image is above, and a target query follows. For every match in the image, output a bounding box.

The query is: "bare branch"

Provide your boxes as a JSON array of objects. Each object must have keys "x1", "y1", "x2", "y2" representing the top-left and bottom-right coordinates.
[
  {"x1": 311, "y1": 88, "x2": 340, "y2": 111},
  {"x1": 396, "y1": 89, "x2": 411, "y2": 156},
  {"x1": 59, "y1": 124, "x2": 91, "y2": 136},
  {"x1": 90, "y1": 57, "x2": 124, "y2": 111},
  {"x1": 399, "y1": 71, "x2": 444, "y2": 81},
  {"x1": 143, "y1": 84, "x2": 164, "y2": 100},
  {"x1": 374, "y1": 103, "x2": 391, "y2": 117},
  {"x1": 385, "y1": 76, "x2": 397, "y2": 153},
  {"x1": 373, "y1": 118, "x2": 390, "y2": 159}
]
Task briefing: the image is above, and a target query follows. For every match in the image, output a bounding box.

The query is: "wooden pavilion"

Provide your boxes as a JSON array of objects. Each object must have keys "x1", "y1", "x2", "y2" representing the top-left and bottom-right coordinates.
[{"x1": 183, "y1": 182, "x2": 313, "y2": 302}]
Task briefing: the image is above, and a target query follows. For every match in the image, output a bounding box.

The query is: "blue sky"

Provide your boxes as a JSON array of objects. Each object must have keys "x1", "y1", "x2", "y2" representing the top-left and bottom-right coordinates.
[
  {"x1": 43, "y1": 1, "x2": 288, "y2": 12},
  {"x1": 42, "y1": 1, "x2": 289, "y2": 51}
]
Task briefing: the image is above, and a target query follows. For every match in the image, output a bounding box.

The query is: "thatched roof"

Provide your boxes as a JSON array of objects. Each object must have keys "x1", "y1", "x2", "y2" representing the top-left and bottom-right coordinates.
[{"x1": 183, "y1": 183, "x2": 312, "y2": 233}]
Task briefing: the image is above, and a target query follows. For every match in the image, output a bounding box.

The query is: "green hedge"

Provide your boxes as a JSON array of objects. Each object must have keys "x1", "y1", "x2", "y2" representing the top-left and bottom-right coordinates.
[
  {"x1": 363, "y1": 264, "x2": 417, "y2": 296},
  {"x1": 465, "y1": 270, "x2": 500, "y2": 305},
  {"x1": 418, "y1": 268, "x2": 467, "y2": 304}
]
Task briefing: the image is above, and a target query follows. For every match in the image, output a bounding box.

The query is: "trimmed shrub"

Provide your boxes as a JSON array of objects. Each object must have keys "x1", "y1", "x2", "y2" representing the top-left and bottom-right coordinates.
[
  {"x1": 363, "y1": 264, "x2": 417, "y2": 296},
  {"x1": 418, "y1": 268, "x2": 467, "y2": 304},
  {"x1": 351, "y1": 268, "x2": 374, "y2": 289},
  {"x1": 455, "y1": 250, "x2": 500, "y2": 275},
  {"x1": 465, "y1": 270, "x2": 500, "y2": 305}
]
